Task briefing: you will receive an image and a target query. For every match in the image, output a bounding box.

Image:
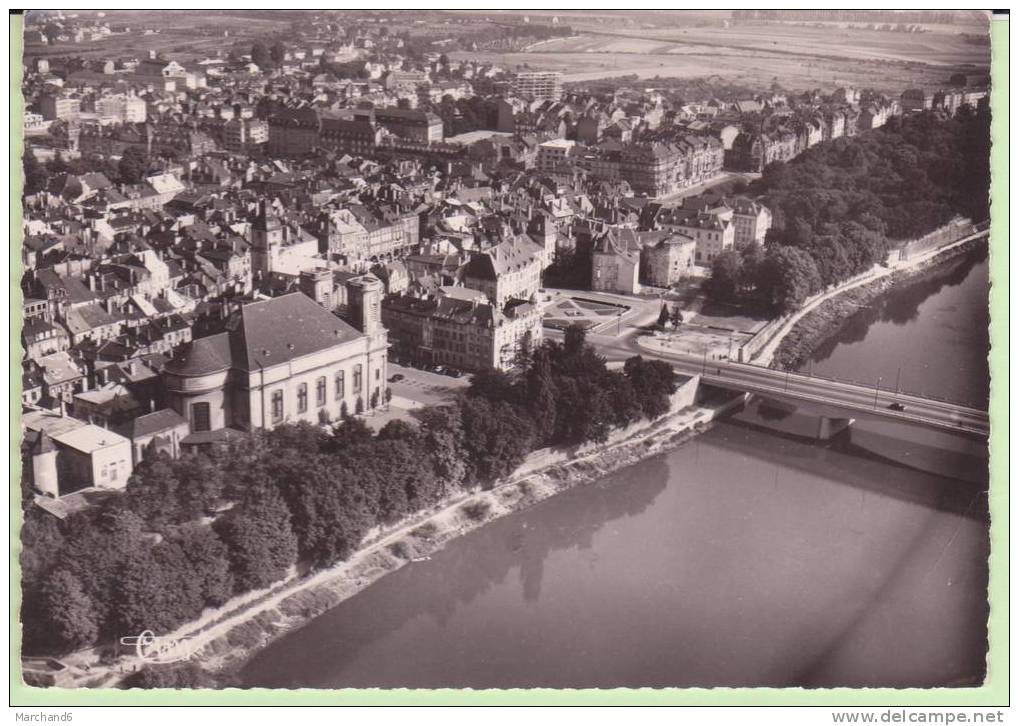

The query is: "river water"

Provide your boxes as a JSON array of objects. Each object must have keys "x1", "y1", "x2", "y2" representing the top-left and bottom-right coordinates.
[{"x1": 241, "y1": 249, "x2": 991, "y2": 690}]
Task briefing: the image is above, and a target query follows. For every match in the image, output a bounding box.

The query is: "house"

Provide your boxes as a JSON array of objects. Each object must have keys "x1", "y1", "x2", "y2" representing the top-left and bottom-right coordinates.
[
  {"x1": 591, "y1": 227, "x2": 641, "y2": 295},
  {"x1": 24, "y1": 415, "x2": 134, "y2": 497},
  {"x1": 460, "y1": 235, "x2": 544, "y2": 306},
  {"x1": 115, "y1": 408, "x2": 190, "y2": 465},
  {"x1": 650, "y1": 205, "x2": 735, "y2": 264}
]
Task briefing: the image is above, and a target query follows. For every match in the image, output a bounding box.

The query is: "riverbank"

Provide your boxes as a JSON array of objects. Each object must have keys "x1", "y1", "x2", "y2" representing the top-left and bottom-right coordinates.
[
  {"x1": 769, "y1": 236, "x2": 988, "y2": 372},
  {"x1": 104, "y1": 389, "x2": 740, "y2": 688}
]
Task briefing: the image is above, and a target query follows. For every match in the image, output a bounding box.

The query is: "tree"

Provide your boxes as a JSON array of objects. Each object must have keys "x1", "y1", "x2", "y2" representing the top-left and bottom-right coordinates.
[
  {"x1": 110, "y1": 543, "x2": 199, "y2": 636},
  {"x1": 175, "y1": 454, "x2": 225, "y2": 521},
  {"x1": 60, "y1": 507, "x2": 147, "y2": 633},
  {"x1": 417, "y1": 404, "x2": 467, "y2": 494},
  {"x1": 551, "y1": 375, "x2": 615, "y2": 445},
  {"x1": 19, "y1": 508, "x2": 66, "y2": 585},
  {"x1": 563, "y1": 323, "x2": 587, "y2": 357},
  {"x1": 467, "y1": 367, "x2": 519, "y2": 404},
  {"x1": 624, "y1": 356, "x2": 677, "y2": 420},
  {"x1": 125, "y1": 452, "x2": 182, "y2": 527},
  {"x1": 118, "y1": 145, "x2": 148, "y2": 185},
  {"x1": 657, "y1": 302, "x2": 671, "y2": 328},
  {"x1": 173, "y1": 525, "x2": 234, "y2": 607},
  {"x1": 214, "y1": 486, "x2": 298, "y2": 592},
  {"x1": 251, "y1": 41, "x2": 271, "y2": 69},
  {"x1": 31, "y1": 570, "x2": 99, "y2": 653},
  {"x1": 514, "y1": 329, "x2": 534, "y2": 370},
  {"x1": 270, "y1": 41, "x2": 286, "y2": 67},
  {"x1": 377, "y1": 419, "x2": 418, "y2": 442},
  {"x1": 123, "y1": 663, "x2": 219, "y2": 689},
  {"x1": 329, "y1": 417, "x2": 374, "y2": 450},
  {"x1": 278, "y1": 455, "x2": 374, "y2": 566},
  {"x1": 23, "y1": 152, "x2": 49, "y2": 195},
  {"x1": 459, "y1": 396, "x2": 536, "y2": 485},
  {"x1": 524, "y1": 347, "x2": 558, "y2": 445},
  {"x1": 756, "y1": 246, "x2": 822, "y2": 314},
  {"x1": 706, "y1": 249, "x2": 744, "y2": 303},
  {"x1": 43, "y1": 22, "x2": 61, "y2": 43}
]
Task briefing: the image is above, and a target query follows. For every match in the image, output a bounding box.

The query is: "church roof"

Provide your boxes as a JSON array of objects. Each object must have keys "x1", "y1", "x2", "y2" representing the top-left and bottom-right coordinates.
[
  {"x1": 164, "y1": 293, "x2": 365, "y2": 377},
  {"x1": 227, "y1": 292, "x2": 363, "y2": 372}
]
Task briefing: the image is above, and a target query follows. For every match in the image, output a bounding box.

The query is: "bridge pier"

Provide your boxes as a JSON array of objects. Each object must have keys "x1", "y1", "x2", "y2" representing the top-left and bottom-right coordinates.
[{"x1": 816, "y1": 416, "x2": 855, "y2": 442}]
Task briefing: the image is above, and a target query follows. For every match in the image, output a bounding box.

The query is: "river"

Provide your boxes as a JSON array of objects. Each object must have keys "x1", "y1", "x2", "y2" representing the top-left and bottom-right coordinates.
[
  {"x1": 241, "y1": 250, "x2": 990, "y2": 690},
  {"x1": 800, "y1": 248, "x2": 990, "y2": 409}
]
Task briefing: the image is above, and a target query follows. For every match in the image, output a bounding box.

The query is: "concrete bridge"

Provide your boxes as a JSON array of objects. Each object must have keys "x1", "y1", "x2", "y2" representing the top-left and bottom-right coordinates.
[
  {"x1": 648, "y1": 350, "x2": 989, "y2": 438},
  {"x1": 545, "y1": 312, "x2": 989, "y2": 439}
]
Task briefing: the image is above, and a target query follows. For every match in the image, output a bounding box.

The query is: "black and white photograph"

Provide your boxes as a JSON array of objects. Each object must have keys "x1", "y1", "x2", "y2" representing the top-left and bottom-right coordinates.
[{"x1": 15, "y1": 8, "x2": 995, "y2": 694}]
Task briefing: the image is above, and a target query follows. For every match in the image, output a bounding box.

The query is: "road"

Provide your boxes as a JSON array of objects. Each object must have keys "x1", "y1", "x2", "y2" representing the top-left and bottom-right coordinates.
[
  {"x1": 637, "y1": 340, "x2": 989, "y2": 438},
  {"x1": 544, "y1": 323, "x2": 988, "y2": 437}
]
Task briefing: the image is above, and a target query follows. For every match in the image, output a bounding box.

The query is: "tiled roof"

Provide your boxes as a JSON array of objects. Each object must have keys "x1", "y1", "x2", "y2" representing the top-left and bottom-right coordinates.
[
  {"x1": 227, "y1": 293, "x2": 363, "y2": 372},
  {"x1": 163, "y1": 332, "x2": 232, "y2": 376},
  {"x1": 117, "y1": 408, "x2": 188, "y2": 439}
]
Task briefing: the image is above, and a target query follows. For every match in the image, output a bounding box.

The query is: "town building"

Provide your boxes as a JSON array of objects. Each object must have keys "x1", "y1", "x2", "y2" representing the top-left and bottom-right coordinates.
[
  {"x1": 461, "y1": 236, "x2": 545, "y2": 306},
  {"x1": 591, "y1": 227, "x2": 641, "y2": 295},
  {"x1": 162, "y1": 287, "x2": 389, "y2": 443},
  {"x1": 641, "y1": 233, "x2": 697, "y2": 288},
  {"x1": 223, "y1": 117, "x2": 269, "y2": 153},
  {"x1": 95, "y1": 93, "x2": 147, "y2": 123},
  {"x1": 382, "y1": 293, "x2": 542, "y2": 372},
  {"x1": 39, "y1": 93, "x2": 81, "y2": 121},
  {"x1": 24, "y1": 412, "x2": 134, "y2": 497},
  {"x1": 536, "y1": 138, "x2": 577, "y2": 172},
  {"x1": 512, "y1": 70, "x2": 563, "y2": 101}
]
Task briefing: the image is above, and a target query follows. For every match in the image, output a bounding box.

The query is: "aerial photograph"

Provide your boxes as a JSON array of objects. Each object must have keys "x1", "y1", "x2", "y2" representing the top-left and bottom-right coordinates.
[{"x1": 16, "y1": 9, "x2": 993, "y2": 692}]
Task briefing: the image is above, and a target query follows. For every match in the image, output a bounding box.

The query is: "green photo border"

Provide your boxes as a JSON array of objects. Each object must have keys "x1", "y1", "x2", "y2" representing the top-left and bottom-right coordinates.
[{"x1": 8, "y1": 13, "x2": 1009, "y2": 707}]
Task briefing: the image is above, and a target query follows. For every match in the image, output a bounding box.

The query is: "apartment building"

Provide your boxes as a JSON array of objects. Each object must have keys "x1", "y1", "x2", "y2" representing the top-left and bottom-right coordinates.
[
  {"x1": 96, "y1": 93, "x2": 147, "y2": 123},
  {"x1": 513, "y1": 71, "x2": 563, "y2": 101},
  {"x1": 39, "y1": 93, "x2": 81, "y2": 121},
  {"x1": 382, "y1": 293, "x2": 543, "y2": 372},
  {"x1": 461, "y1": 236, "x2": 545, "y2": 306}
]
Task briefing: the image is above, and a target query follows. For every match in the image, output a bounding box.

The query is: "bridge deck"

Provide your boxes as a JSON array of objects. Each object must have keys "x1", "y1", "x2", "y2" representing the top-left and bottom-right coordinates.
[{"x1": 664, "y1": 356, "x2": 988, "y2": 437}]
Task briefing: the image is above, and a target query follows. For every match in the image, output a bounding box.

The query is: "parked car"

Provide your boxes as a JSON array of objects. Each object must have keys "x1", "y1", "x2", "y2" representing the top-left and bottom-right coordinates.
[
  {"x1": 389, "y1": 373, "x2": 405, "y2": 382},
  {"x1": 448, "y1": 369, "x2": 463, "y2": 378}
]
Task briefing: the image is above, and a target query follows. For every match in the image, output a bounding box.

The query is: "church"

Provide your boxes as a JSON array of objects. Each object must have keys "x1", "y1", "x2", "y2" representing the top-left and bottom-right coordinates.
[{"x1": 162, "y1": 277, "x2": 388, "y2": 445}]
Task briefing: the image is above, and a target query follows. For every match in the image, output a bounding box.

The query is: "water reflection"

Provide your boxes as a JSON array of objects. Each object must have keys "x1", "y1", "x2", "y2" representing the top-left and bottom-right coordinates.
[
  {"x1": 721, "y1": 411, "x2": 989, "y2": 520},
  {"x1": 241, "y1": 457, "x2": 670, "y2": 688},
  {"x1": 242, "y1": 420, "x2": 988, "y2": 689},
  {"x1": 804, "y1": 251, "x2": 990, "y2": 408}
]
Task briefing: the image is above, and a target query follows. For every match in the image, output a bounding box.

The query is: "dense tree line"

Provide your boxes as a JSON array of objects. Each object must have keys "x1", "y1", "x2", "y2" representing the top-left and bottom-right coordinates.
[
  {"x1": 20, "y1": 327, "x2": 677, "y2": 655},
  {"x1": 708, "y1": 107, "x2": 990, "y2": 313}
]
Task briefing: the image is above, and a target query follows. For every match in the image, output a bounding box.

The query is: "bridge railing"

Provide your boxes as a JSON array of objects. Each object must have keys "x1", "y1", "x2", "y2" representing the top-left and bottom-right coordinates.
[{"x1": 699, "y1": 362, "x2": 985, "y2": 411}]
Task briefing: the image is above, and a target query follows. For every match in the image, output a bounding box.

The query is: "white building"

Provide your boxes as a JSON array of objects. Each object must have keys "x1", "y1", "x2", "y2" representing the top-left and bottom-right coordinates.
[{"x1": 96, "y1": 93, "x2": 147, "y2": 123}]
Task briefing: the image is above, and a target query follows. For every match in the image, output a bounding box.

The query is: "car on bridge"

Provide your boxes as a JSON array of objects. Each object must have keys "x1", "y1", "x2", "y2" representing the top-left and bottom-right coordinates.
[{"x1": 888, "y1": 402, "x2": 906, "y2": 411}]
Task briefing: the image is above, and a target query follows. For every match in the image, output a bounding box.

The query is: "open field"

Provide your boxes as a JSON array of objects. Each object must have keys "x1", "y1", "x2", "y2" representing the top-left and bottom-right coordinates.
[
  {"x1": 23, "y1": 10, "x2": 294, "y2": 63},
  {"x1": 453, "y1": 21, "x2": 989, "y2": 93}
]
